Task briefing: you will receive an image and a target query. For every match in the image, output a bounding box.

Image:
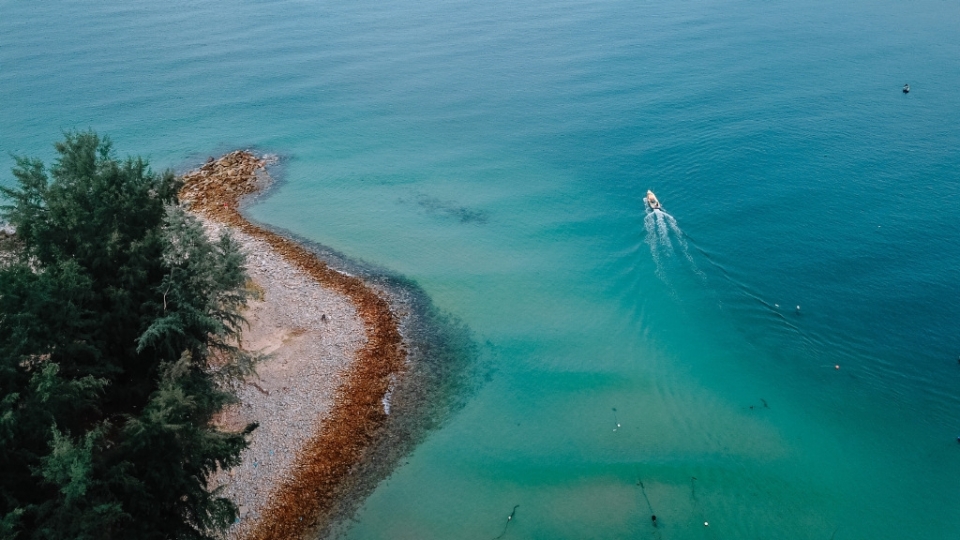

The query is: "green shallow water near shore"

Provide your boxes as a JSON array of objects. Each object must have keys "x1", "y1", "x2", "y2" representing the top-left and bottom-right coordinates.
[{"x1": 3, "y1": 0, "x2": 960, "y2": 537}]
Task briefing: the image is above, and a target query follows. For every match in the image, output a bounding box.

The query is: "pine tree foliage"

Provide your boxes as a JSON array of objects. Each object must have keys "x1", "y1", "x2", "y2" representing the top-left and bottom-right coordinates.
[{"x1": 0, "y1": 132, "x2": 255, "y2": 539}]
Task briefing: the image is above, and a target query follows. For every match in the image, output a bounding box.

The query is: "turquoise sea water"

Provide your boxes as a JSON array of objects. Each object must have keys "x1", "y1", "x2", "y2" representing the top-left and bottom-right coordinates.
[{"x1": 3, "y1": 0, "x2": 960, "y2": 538}]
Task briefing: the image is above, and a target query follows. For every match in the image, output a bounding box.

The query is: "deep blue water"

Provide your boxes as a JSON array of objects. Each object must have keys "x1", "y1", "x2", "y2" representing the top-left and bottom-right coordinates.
[{"x1": 3, "y1": 0, "x2": 960, "y2": 537}]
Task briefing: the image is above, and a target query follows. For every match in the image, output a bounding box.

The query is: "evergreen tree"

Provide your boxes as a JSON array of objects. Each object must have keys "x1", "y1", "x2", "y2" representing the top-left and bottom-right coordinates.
[{"x1": 0, "y1": 132, "x2": 255, "y2": 539}]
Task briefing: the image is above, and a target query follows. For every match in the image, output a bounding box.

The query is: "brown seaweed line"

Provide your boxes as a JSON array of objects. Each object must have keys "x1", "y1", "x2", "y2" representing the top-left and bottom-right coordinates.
[{"x1": 181, "y1": 151, "x2": 406, "y2": 540}]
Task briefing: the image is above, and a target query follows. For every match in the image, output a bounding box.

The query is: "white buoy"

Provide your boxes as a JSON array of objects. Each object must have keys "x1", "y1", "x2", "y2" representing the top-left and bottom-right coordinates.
[{"x1": 704, "y1": 521, "x2": 709, "y2": 527}]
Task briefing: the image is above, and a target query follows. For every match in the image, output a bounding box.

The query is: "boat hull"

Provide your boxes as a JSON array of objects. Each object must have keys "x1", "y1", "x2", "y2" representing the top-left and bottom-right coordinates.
[{"x1": 646, "y1": 190, "x2": 661, "y2": 210}]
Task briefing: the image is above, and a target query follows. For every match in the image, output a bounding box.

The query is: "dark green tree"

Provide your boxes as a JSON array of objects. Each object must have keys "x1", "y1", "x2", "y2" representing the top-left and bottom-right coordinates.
[{"x1": 0, "y1": 132, "x2": 255, "y2": 539}]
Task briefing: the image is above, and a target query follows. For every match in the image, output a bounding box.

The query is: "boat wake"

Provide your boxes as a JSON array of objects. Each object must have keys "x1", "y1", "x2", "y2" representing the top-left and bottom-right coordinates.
[{"x1": 644, "y1": 208, "x2": 704, "y2": 282}]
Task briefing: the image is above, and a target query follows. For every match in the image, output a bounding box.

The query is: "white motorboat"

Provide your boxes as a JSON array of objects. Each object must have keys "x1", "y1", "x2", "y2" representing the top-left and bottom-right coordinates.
[{"x1": 646, "y1": 190, "x2": 661, "y2": 210}]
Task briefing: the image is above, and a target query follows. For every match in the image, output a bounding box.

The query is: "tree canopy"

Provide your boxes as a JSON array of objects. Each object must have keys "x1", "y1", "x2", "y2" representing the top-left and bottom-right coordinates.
[{"x1": 0, "y1": 132, "x2": 255, "y2": 539}]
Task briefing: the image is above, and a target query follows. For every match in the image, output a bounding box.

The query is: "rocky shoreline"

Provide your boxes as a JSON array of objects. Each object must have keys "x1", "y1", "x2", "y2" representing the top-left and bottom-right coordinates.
[{"x1": 180, "y1": 152, "x2": 408, "y2": 540}]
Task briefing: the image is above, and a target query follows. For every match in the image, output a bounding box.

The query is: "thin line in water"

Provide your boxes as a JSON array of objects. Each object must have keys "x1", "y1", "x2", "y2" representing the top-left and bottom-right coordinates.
[{"x1": 491, "y1": 505, "x2": 519, "y2": 540}]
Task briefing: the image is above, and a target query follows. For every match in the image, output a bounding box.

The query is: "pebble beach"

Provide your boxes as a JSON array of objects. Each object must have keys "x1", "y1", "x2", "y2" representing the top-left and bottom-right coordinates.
[{"x1": 180, "y1": 152, "x2": 407, "y2": 540}]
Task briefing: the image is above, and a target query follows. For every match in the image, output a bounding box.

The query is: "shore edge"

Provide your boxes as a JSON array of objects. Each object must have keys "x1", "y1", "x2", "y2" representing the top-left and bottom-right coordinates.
[{"x1": 181, "y1": 151, "x2": 407, "y2": 539}]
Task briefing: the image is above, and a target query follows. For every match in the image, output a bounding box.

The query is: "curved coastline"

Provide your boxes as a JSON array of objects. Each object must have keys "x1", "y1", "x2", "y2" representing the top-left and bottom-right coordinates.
[{"x1": 181, "y1": 152, "x2": 408, "y2": 539}]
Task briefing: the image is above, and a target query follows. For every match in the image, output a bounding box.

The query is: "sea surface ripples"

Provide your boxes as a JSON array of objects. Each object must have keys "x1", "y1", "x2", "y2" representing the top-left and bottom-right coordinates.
[{"x1": 3, "y1": 0, "x2": 960, "y2": 537}]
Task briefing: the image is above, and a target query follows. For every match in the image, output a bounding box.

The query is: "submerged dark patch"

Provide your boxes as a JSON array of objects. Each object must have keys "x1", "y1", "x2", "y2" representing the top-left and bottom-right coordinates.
[{"x1": 400, "y1": 192, "x2": 490, "y2": 224}]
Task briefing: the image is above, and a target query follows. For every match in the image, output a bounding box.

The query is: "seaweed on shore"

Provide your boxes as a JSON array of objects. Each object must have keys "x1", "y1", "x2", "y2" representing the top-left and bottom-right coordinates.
[
  {"x1": 180, "y1": 151, "x2": 482, "y2": 540},
  {"x1": 243, "y1": 216, "x2": 483, "y2": 540}
]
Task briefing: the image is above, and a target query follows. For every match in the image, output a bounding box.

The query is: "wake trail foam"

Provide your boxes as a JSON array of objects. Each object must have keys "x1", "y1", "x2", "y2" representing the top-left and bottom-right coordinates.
[
  {"x1": 656, "y1": 211, "x2": 673, "y2": 254},
  {"x1": 644, "y1": 212, "x2": 669, "y2": 282},
  {"x1": 661, "y1": 211, "x2": 705, "y2": 278},
  {"x1": 645, "y1": 208, "x2": 704, "y2": 282}
]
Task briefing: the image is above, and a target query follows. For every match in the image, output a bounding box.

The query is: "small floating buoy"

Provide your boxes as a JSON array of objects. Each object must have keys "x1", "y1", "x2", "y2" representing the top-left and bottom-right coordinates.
[
  {"x1": 704, "y1": 521, "x2": 709, "y2": 527},
  {"x1": 835, "y1": 365, "x2": 840, "y2": 370},
  {"x1": 903, "y1": 83, "x2": 910, "y2": 94}
]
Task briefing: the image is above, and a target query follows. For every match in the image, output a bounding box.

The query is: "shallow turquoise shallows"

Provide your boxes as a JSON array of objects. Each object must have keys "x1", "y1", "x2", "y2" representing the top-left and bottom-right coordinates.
[{"x1": 3, "y1": 0, "x2": 960, "y2": 537}]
